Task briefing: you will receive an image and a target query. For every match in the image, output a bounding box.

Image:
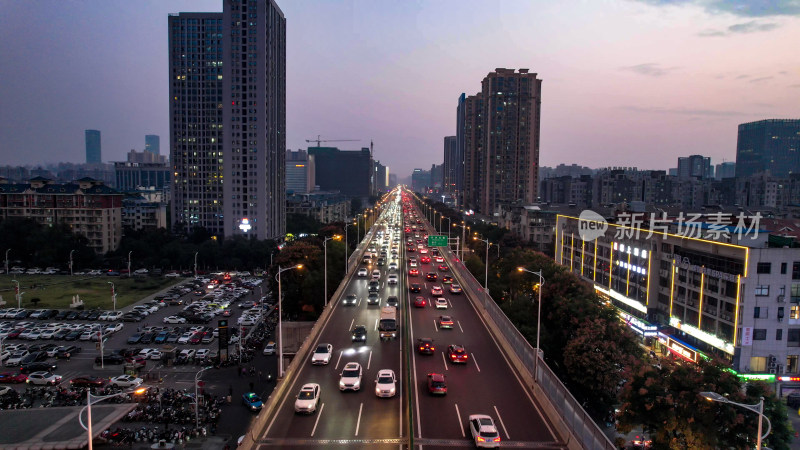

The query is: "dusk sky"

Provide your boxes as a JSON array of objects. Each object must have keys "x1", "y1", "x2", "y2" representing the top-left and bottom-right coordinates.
[{"x1": 1, "y1": 0, "x2": 798, "y2": 178}]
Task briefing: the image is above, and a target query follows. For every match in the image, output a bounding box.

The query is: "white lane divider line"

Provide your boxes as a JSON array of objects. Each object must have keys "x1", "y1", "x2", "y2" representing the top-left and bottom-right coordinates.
[
  {"x1": 471, "y1": 352, "x2": 481, "y2": 372},
  {"x1": 355, "y1": 402, "x2": 364, "y2": 436},
  {"x1": 455, "y1": 403, "x2": 465, "y2": 437},
  {"x1": 334, "y1": 350, "x2": 343, "y2": 370},
  {"x1": 374, "y1": 318, "x2": 379, "y2": 331},
  {"x1": 310, "y1": 403, "x2": 325, "y2": 437},
  {"x1": 441, "y1": 351, "x2": 448, "y2": 370},
  {"x1": 367, "y1": 350, "x2": 373, "y2": 370},
  {"x1": 457, "y1": 320, "x2": 464, "y2": 333},
  {"x1": 349, "y1": 318, "x2": 354, "y2": 332},
  {"x1": 494, "y1": 405, "x2": 510, "y2": 439},
  {"x1": 434, "y1": 319, "x2": 438, "y2": 332}
]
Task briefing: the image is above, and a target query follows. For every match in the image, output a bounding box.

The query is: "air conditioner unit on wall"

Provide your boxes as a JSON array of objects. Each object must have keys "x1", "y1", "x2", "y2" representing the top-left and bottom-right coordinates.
[{"x1": 778, "y1": 295, "x2": 785, "y2": 302}]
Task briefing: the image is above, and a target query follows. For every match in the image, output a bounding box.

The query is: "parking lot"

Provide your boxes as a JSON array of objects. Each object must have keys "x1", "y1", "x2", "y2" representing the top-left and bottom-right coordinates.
[{"x1": 0, "y1": 273, "x2": 279, "y2": 447}]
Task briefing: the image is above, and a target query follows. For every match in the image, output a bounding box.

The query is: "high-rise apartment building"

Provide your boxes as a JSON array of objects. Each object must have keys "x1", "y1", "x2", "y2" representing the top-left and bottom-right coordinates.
[
  {"x1": 85, "y1": 130, "x2": 101, "y2": 164},
  {"x1": 736, "y1": 119, "x2": 800, "y2": 178},
  {"x1": 442, "y1": 136, "x2": 458, "y2": 193},
  {"x1": 460, "y1": 93, "x2": 484, "y2": 212},
  {"x1": 222, "y1": 0, "x2": 286, "y2": 239},
  {"x1": 145, "y1": 135, "x2": 160, "y2": 155},
  {"x1": 459, "y1": 69, "x2": 542, "y2": 215},
  {"x1": 677, "y1": 155, "x2": 712, "y2": 179},
  {"x1": 168, "y1": 12, "x2": 225, "y2": 237},
  {"x1": 716, "y1": 162, "x2": 736, "y2": 180},
  {"x1": 169, "y1": 0, "x2": 286, "y2": 239},
  {"x1": 308, "y1": 147, "x2": 371, "y2": 198}
]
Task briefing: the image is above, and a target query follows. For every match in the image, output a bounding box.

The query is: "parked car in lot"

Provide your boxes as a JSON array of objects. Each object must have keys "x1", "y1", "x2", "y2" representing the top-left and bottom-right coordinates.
[
  {"x1": 0, "y1": 372, "x2": 27, "y2": 383},
  {"x1": 95, "y1": 354, "x2": 125, "y2": 365},
  {"x1": 56, "y1": 346, "x2": 80, "y2": 359},
  {"x1": 70, "y1": 376, "x2": 106, "y2": 387},
  {"x1": 26, "y1": 371, "x2": 62, "y2": 386},
  {"x1": 4, "y1": 351, "x2": 29, "y2": 367},
  {"x1": 110, "y1": 375, "x2": 143, "y2": 387},
  {"x1": 20, "y1": 361, "x2": 57, "y2": 374}
]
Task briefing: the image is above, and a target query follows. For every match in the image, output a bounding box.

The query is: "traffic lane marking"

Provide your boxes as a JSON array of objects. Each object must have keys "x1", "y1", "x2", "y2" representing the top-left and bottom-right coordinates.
[
  {"x1": 494, "y1": 405, "x2": 510, "y2": 439},
  {"x1": 310, "y1": 403, "x2": 325, "y2": 437}
]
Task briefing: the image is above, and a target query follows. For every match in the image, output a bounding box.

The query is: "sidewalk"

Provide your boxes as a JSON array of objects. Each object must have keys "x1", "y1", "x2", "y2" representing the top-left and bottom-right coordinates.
[{"x1": 96, "y1": 435, "x2": 234, "y2": 449}]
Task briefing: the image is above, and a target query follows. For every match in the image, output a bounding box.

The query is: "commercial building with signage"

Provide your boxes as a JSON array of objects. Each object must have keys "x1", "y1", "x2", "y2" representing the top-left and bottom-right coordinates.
[{"x1": 555, "y1": 214, "x2": 800, "y2": 376}]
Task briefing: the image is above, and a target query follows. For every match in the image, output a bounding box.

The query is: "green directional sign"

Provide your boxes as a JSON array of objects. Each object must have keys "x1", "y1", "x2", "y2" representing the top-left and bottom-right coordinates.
[{"x1": 428, "y1": 235, "x2": 448, "y2": 247}]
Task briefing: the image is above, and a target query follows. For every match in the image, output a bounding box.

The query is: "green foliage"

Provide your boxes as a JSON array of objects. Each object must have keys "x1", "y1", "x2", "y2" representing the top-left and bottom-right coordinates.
[{"x1": 287, "y1": 213, "x2": 324, "y2": 235}]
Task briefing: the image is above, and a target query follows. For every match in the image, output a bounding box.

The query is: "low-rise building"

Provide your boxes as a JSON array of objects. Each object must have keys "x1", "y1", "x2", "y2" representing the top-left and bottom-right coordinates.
[{"x1": 286, "y1": 192, "x2": 349, "y2": 224}]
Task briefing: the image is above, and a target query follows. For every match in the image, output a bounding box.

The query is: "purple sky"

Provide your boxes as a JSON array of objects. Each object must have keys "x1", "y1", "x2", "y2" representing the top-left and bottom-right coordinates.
[{"x1": 1, "y1": 0, "x2": 798, "y2": 178}]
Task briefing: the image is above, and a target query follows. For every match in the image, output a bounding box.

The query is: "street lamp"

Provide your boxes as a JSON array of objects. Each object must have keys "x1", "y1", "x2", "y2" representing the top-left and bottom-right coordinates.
[
  {"x1": 276, "y1": 264, "x2": 303, "y2": 378},
  {"x1": 107, "y1": 282, "x2": 117, "y2": 311},
  {"x1": 195, "y1": 366, "x2": 214, "y2": 428},
  {"x1": 194, "y1": 251, "x2": 199, "y2": 279},
  {"x1": 517, "y1": 267, "x2": 545, "y2": 382},
  {"x1": 4, "y1": 249, "x2": 9, "y2": 275},
  {"x1": 69, "y1": 250, "x2": 75, "y2": 276},
  {"x1": 12, "y1": 279, "x2": 20, "y2": 308},
  {"x1": 474, "y1": 237, "x2": 491, "y2": 293},
  {"x1": 700, "y1": 392, "x2": 772, "y2": 449},
  {"x1": 79, "y1": 386, "x2": 147, "y2": 450},
  {"x1": 323, "y1": 236, "x2": 341, "y2": 308},
  {"x1": 127, "y1": 251, "x2": 132, "y2": 277}
]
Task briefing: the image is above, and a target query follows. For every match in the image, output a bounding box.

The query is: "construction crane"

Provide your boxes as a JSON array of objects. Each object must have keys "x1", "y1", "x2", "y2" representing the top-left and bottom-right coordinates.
[{"x1": 305, "y1": 135, "x2": 360, "y2": 147}]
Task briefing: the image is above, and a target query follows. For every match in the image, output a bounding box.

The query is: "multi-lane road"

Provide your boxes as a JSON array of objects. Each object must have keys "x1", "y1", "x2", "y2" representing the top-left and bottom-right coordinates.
[{"x1": 254, "y1": 189, "x2": 562, "y2": 449}]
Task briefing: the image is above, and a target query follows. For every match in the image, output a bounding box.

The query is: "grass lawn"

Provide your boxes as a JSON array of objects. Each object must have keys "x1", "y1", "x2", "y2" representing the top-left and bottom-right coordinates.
[{"x1": 0, "y1": 275, "x2": 183, "y2": 310}]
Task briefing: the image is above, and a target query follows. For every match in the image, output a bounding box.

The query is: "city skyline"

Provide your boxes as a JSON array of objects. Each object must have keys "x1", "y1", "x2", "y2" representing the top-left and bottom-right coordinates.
[{"x1": 1, "y1": 0, "x2": 799, "y2": 177}]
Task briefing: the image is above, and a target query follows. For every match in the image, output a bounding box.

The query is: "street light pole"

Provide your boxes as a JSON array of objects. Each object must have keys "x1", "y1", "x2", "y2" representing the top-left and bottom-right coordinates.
[
  {"x1": 518, "y1": 267, "x2": 544, "y2": 382},
  {"x1": 107, "y1": 282, "x2": 116, "y2": 311},
  {"x1": 323, "y1": 237, "x2": 333, "y2": 308},
  {"x1": 127, "y1": 251, "x2": 132, "y2": 277},
  {"x1": 79, "y1": 387, "x2": 146, "y2": 450},
  {"x1": 474, "y1": 237, "x2": 490, "y2": 293},
  {"x1": 700, "y1": 392, "x2": 771, "y2": 448},
  {"x1": 12, "y1": 279, "x2": 19, "y2": 308},
  {"x1": 344, "y1": 221, "x2": 349, "y2": 274},
  {"x1": 69, "y1": 250, "x2": 75, "y2": 276},
  {"x1": 195, "y1": 365, "x2": 213, "y2": 428},
  {"x1": 4, "y1": 249, "x2": 9, "y2": 275},
  {"x1": 276, "y1": 264, "x2": 303, "y2": 378},
  {"x1": 194, "y1": 252, "x2": 199, "y2": 279}
]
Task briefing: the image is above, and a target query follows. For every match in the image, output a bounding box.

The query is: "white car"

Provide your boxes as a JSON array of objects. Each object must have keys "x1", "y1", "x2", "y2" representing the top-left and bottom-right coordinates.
[
  {"x1": 409, "y1": 260, "x2": 418, "y2": 268},
  {"x1": 139, "y1": 348, "x2": 159, "y2": 359},
  {"x1": 374, "y1": 369, "x2": 397, "y2": 398},
  {"x1": 0, "y1": 351, "x2": 10, "y2": 363},
  {"x1": 435, "y1": 298, "x2": 448, "y2": 309},
  {"x1": 388, "y1": 262, "x2": 398, "y2": 271},
  {"x1": 104, "y1": 323, "x2": 124, "y2": 333},
  {"x1": 469, "y1": 414, "x2": 501, "y2": 448},
  {"x1": 88, "y1": 270, "x2": 103, "y2": 276},
  {"x1": 239, "y1": 316, "x2": 257, "y2": 326},
  {"x1": 47, "y1": 346, "x2": 66, "y2": 358},
  {"x1": 110, "y1": 375, "x2": 143, "y2": 388},
  {"x1": 195, "y1": 349, "x2": 210, "y2": 360},
  {"x1": 263, "y1": 342, "x2": 276, "y2": 355},
  {"x1": 294, "y1": 383, "x2": 321, "y2": 414},
  {"x1": 26, "y1": 371, "x2": 62, "y2": 386},
  {"x1": 5, "y1": 351, "x2": 29, "y2": 367},
  {"x1": 311, "y1": 343, "x2": 333, "y2": 365},
  {"x1": 106, "y1": 311, "x2": 123, "y2": 321},
  {"x1": 165, "y1": 272, "x2": 181, "y2": 278},
  {"x1": 178, "y1": 332, "x2": 194, "y2": 344},
  {"x1": 163, "y1": 316, "x2": 187, "y2": 324},
  {"x1": 134, "y1": 268, "x2": 149, "y2": 275},
  {"x1": 357, "y1": 268, "x2": 368, "y2": 277},
  {"x1": 339, "y1": 362, "x2": 363, "y2": 391},
  {"x1": 387, "y1": 274, "x2": 398, "y2": 285}
]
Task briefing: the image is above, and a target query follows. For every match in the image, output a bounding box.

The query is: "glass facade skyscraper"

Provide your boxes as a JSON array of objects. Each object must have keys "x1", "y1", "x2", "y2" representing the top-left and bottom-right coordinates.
[
  {"x1": 85, "y1": 129, "x2": 101, "y2": 164},
  {"x1": 736, "y1": 119, "x2": 800, "y2": 178}
]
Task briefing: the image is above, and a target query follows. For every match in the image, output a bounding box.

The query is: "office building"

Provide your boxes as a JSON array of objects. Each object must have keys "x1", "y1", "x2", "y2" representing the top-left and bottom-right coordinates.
[
  {"x1": 0, "y1": 177, "x2": 122, "y2": 253},
  {"x1": 411, "y1": 168, "x2": 430, "y2": 193},
  {"x1": 114, "y1": 162, "x2": 170, "y2": 191},
  {"x1": 555, "y1": 214, "x2": 800, "y2": 376},
  {"x1": 145, "y1": 135, "x2": 160, "y2": 156},
  {"x1": 286, "y1": 150, "x2": 314, "y2": 194},
  {"x1": 442, "y1": 136, "x2": 458, "y2": 194},
  {"x1": 168, "y1": 12, "x2": 225, "y2": 236},
  {"x1": 308, "y1": 147, "x2": 371, "y2": 197},
  {"x1": 169, "y1": 0, "x2": 286, "y2": 240},
  {"x1": 85, "y1": 130, "x2": 101, "y2": 164},
  {"x1": 677, "y1": 155, "x2": 712, "y2": 179},
  {"x1": 736, "y1": 119, "x2": 800, "y2": 178},
  {"x1": 716, "y1": 162, "x2": 736, "y2": 180},
  {"x1": 222, "y1": 0, "x2": 286, "y2": 239}
]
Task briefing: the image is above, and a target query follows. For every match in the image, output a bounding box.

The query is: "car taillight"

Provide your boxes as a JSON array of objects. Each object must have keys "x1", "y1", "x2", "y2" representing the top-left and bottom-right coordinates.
[
  {"x1": 477, "y1": 437, "x2": 485, "y2": 442},
  {"x1": 494, "y1": 437, "x2": 501, "y2": 442}
]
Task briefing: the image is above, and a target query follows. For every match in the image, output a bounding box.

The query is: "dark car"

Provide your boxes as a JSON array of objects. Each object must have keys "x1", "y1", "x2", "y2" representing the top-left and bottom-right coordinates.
[
  {"x1": 66, "y1": 311, "x2": 81, "y2": 320},
  {"x1": 417, "y1": 338, "x2": 435, "y2": 355},
  {"x1": 86, "y1": 310, "x2": 102, "y2": 321},
  {"x1": 77, "y1": 310, "x2": 92, "y2": 320},
  {"x1": 95, "y1": 354, "x2": 125, "y2": 365},
  {"x1": 38, "y1": 310, "x2": 58, "y2": 320},
  {"x1": 138, "y1": 332, "x2": 155, "y2": 344},
  {"x1": 409, "y1": 283, "x2": 421, "y2": 293},
  {"x1": 52, "y1": 329, "x2": 70, "y2": 340},
  {"x1": 55, "y1": 310, "x2": 70, "y2": 320},
  {"x1": 122, "y1": 312, "x2": 144, "y2": 322},
  {"x1": 63, "y1": 330, "x2": 82, "y2": 341},
  {"x1": 426, "y1": 272, "x2": 438, "y2": 281},
  {"x1": 70, "y1": 376, "x2": 106, "y2": 387},
  {"x1": 787, "y1": 392, "x2": 800, "y2": 408},
  {"x1": 20, "y1": 351, "x2": 48, "y2": 365},
  {"x1": 56, "y1": 346, "x2": 80, "y2": 359},
  {"x1": 127, "y1": 333, "x2": 143, "y2": 344},
  {"x1": 447, "y1": 344, "x2": 468, "y2": 363},
  {"x1": 118, "y1": 348, "x2": 141, "y2": 357},
  {"x1": 386, "y1": 296, "x2": 399, "y2": 308},
  {"x1": 20, "y1": 361, "x2": 58, "y2": 374},
  {"x1": 154, "y1": 331, "x2": 169, "y2": 344},
  {"x1": 28, "y1": 343, "x2": 56, "y2": 353},
  {"x1": 427, "y1": 373, "x2": 447, "y2": 395},
  {"x1": 351, "y1": 325, "x2": 367, "y2": 342},
  {"x1": 14, "y1": 310, "x2": 31, "y2": 319}
]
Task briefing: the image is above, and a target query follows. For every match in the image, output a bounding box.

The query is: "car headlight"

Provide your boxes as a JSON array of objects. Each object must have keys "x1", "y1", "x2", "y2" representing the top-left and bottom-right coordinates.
[{"x1": 339, "y1": 380, "x2": 345, "y2": 388}]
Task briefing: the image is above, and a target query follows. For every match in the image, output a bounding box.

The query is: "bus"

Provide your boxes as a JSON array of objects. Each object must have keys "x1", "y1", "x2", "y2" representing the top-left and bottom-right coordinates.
[{"x1": 379, "y1": 306, "x2": 397, "y2": 340}]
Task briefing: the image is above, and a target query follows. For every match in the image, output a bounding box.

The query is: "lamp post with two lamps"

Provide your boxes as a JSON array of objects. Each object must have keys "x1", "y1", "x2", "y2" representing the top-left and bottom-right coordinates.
[
  {"x1": 12, "y1": 279, "x2": 20, "y2": 308},
  {"x1": 79, "y1": 386, "x2": 147, "y2": 450},
  {"x1": 517, "y1": 267, "x2": 545, "y2": 382},
  {"x1": 323, "y1": 236, "x2": 341, "y2": 308},
  {"x1": 107, "y1": 282, "x2": 117, "y2": 311},
  {"x1": 473, "y1": 236, "x2": 491, "y2": 294},
  {"x1": 195, "y1": 365, "x2": 214, "y2": 428},
  {"x1": 276, "y1": 264, "x2": 303, "y2": 378},
  {"x1": 700, "y1": 391, "x2": 771, "y2": 449}
]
